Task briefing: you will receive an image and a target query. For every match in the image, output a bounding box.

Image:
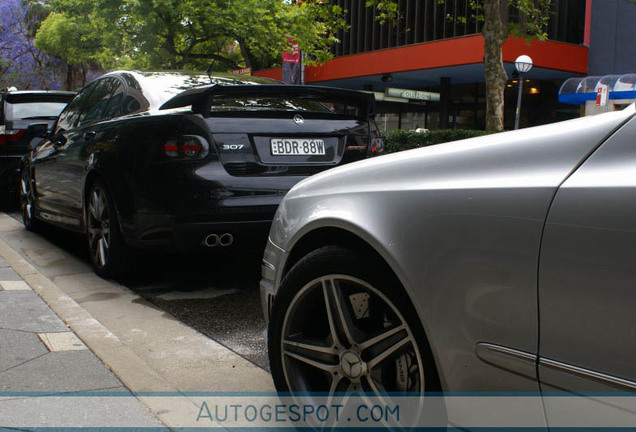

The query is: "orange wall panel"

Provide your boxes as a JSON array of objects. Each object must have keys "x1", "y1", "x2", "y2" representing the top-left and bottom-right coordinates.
[{"x1": 254, "y1": 35, "x2": 588, "y2": 83}]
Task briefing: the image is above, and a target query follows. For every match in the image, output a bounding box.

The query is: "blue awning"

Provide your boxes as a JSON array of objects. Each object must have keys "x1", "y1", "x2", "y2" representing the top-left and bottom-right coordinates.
[{"x1": 559, "y1": 74, "x2": 636, "y2": 105}]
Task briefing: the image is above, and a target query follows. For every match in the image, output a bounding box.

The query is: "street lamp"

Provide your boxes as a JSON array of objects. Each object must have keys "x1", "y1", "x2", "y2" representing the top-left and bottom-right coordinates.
[{"x1": 514, "y1": 55, "x2": 533, "y2": 130}]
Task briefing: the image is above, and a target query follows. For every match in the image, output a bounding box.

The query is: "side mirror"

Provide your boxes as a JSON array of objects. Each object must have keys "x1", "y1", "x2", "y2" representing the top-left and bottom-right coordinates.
[{"x1": 27, "y1": 123, "x2": 49, "y2": 138}]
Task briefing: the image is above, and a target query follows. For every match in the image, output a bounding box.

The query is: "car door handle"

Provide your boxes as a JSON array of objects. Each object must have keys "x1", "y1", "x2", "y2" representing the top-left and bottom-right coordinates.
[{"x1": 84, "y1": 131, "x2": 96, "y2": 141}]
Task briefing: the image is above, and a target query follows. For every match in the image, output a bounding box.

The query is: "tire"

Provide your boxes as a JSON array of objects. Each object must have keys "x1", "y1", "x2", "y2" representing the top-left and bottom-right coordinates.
[
  {"x1": 19, "y1": 167, "x2": 43, "y2": 232},
  {"x1": 85, "y1": 180, "x2": 132, "y2": 278},
  {"x1": 268, "y1": 245, "x2": 439, "y2": 397}
]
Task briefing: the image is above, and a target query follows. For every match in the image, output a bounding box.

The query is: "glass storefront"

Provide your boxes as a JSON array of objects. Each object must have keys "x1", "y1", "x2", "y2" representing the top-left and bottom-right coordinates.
[{"x1": 374, "y1": 79, "x2": 581, "y2": 132}]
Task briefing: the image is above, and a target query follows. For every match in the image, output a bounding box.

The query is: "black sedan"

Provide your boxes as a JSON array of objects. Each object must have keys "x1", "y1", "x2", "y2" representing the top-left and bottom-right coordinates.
[
  {"x1": 21, "y1": 71, "x2": 379, "y2": 277},
  {"x1": 0, "y1": 89, "x2": 75, "y2": 199}
]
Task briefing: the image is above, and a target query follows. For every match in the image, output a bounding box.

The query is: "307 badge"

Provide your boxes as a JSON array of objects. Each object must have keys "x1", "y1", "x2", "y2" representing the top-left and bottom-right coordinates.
[{"x1": 221, "y1": 144, "x2": 245, "y2": 151}]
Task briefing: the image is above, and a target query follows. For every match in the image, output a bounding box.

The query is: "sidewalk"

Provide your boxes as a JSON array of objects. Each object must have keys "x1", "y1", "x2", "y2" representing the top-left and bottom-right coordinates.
[
  {"x1": 0, "y1": 254, "x2": 166, "y2": 430},
  {"x1": 0, "y1": 211, "x2": 274, "y2": 430}
]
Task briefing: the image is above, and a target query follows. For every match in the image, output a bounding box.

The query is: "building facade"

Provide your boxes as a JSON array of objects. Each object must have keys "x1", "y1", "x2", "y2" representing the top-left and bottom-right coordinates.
[
  {"x1": 254, "y1": 0, "x2": 635, "y2": 131},
  {"x1": 588, "y1": 0, "x2": 636, "y2": 76}
]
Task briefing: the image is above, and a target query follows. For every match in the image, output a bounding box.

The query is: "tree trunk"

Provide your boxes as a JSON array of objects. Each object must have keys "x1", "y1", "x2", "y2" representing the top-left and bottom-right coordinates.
[
  {"x1": 62, "y1": 63, "x2": 86, "y2": 91},
  {"x1": 237, "y1": 38, "x2": 261, "y2": 71},
  {"x1": 482, "y1": 0, "x2": 509, "y2": 132},
  {"x1": 80, "y1": 66, "x2": 88, "y2": 87},
  {"x1": 63, "y1": 63, "x2": 74, "y2": 91}
]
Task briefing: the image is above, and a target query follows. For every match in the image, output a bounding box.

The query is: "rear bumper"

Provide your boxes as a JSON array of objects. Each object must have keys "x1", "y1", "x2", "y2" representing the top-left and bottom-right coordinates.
[
  {"x1": 122, "y1": 204, "x2": 280, "y2": 253},
  {"x1": 172, "y1": 219, "x2": 272, "y2": 253},
  {"x1": 118, "y1": 159, "x2": 302, "y2": 253}
]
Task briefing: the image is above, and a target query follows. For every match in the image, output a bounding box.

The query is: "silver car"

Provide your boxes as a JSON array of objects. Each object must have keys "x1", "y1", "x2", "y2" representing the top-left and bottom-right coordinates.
[{"x1": 261, "y1": 105, "x2": 636, "y2": 427}]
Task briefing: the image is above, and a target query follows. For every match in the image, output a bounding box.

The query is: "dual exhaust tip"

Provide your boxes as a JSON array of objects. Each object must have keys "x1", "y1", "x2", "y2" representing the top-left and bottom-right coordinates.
[{"x1": 203, "y1": 233, "x2": 234, "y2": 248}]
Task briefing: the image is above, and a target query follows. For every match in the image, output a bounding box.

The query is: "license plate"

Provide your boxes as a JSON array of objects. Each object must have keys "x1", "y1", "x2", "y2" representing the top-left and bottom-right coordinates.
[{"x1": 270, "y1": 138, "x2": 325, "y2": 156}]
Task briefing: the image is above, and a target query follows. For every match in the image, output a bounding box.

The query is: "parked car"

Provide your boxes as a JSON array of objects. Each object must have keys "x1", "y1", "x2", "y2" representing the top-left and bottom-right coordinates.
[
  {"x1": 20, "y1": 71, "x2": 380, "y2": 277},
  {"x1": 261, "y1": 105, "x2": 636, "y2": 427},
  {"x1": 0, "y1": 89, "x2": 75, "y2": 199}
]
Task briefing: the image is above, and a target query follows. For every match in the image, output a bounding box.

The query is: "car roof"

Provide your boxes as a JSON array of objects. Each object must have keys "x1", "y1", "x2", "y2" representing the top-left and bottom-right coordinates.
[{"x1": 93, "y1": 70, "x2": 282, "y2": 109}]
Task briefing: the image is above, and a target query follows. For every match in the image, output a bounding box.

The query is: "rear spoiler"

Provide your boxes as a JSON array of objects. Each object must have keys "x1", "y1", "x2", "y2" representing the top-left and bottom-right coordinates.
[{"x1": 159, "y1": 84, "x2": 375, "y2": 118}]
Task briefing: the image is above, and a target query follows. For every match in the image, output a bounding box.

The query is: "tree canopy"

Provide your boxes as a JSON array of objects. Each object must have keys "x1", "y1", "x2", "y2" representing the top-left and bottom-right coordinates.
[
  {"x1": 31, "y1": 0, "x2": 346, "y2": 89},
  {"x1": 0, "y1": 0, "x2": 60, "y2": 89}
]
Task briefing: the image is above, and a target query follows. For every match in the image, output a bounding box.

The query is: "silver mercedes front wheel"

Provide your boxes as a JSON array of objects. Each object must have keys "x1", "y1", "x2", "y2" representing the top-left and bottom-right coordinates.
[
  {"x1": 268, "y1": 246, "x2": 437, "y2": 398},
  {"x1": 282, "y1": 274, "x2": 424, "y2": 394}
]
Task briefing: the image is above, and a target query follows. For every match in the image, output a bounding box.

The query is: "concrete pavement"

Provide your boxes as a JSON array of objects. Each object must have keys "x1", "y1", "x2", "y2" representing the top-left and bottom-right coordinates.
[
  {"x1": 0, "y1": 212, "x2": 274, "y2": 430},
  {"x1": 0, "y1": 253, "x2": 166, "y2": 429}
]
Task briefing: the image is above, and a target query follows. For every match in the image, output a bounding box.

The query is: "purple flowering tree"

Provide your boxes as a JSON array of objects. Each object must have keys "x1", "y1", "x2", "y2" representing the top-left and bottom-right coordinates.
[{"x1": 0, "y1": 0, "x2": 61, "y2": 90}]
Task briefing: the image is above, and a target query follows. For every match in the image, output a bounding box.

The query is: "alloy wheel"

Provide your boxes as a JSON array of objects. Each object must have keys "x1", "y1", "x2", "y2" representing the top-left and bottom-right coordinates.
[
  {"x1": 20, "y1": 177, "x2": 32, "y2": 224},
  {"x1": 87, "y1": 187, "x2": 111, "y2": 269},
  {"x1": 20, "y1": 171, "x2": 37, "y2": 229},
  {"x1": 280, "y1": 274, "x2": 425, "y2": 395}
]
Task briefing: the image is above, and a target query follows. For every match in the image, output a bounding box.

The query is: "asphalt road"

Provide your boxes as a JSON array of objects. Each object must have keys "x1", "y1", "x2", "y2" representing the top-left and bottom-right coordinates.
[{"x1": 4, "y1": 204, "x2": 270, "y2": 371}]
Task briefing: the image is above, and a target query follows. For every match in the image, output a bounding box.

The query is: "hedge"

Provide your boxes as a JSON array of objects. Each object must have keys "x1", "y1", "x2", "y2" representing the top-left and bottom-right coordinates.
[{"x1": 381, "y1": 129, "x2": 493, "y2": 154}]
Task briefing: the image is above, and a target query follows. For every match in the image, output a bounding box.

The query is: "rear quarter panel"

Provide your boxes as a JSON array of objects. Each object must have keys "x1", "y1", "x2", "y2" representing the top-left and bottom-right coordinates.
[{"x1": 82, "y1": 112, "x2": 214, "y2": 240}]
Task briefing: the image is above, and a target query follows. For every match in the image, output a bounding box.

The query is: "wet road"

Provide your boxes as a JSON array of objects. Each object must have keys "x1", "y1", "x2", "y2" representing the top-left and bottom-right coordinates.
[{"x1": 5, "y1": 207, "x2": 270, "y2": 371}]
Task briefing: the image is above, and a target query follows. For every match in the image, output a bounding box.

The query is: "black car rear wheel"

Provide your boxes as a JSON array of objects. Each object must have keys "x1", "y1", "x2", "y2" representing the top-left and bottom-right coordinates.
[
  {"x1": 20, "y1": 168, "x2": 42, "y2": 232},
  {"x1": 86, "y1": 181, "x2": 131, "y2": 278},
  {"x1": 268, "y1": 245, "x2": 438, "y2": 397}
]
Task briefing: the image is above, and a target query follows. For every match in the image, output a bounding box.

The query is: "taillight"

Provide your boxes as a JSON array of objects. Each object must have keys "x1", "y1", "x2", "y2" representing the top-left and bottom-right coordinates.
[
  {"x1": 162, "y1": 141, "x2": 179, "y2": 157},
  {"x1": 346, "y1": 135, "x2": 369, "y2": 152},
  {"x1": 182, "y1": 142, "x2": 202, "y2": 157},
  {"x1": 161, "y1": 135, "x2": 208, "y2": 159},
  {"x1": 0, "y1": 128, "x2": 26, "y2": 146},
  {"x1": 370, "y1": 137, "x2": 384, "y2": 155}
]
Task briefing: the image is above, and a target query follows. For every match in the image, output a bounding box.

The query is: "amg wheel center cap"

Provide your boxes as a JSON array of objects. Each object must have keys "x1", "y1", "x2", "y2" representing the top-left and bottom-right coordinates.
[{"x1": 340, "y1": 351, "x2": 366, "y2": 379}]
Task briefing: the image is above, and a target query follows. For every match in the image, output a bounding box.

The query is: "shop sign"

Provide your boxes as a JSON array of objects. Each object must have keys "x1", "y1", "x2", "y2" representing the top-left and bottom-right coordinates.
[
  {"x1": 232, "y1": 67, "x2": 252, "y2": 75},
  {"x1": 596, "y1": 84, "x2": 608, "y2": 107},
  {"x1": 386, "y1": 87, "x2": 440, "y2": 102}
]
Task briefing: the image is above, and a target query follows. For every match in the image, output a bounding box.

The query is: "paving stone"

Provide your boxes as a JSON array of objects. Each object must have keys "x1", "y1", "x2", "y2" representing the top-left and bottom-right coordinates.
[
  {"x1": 0, "y1": 267, "x2": 21, "y2": 281},
  {"x1": 0, "y1": 350, "x2": 125, "y2": 392},
  {"x1": 0, "y1": 394, "x2": 167, "y2": 429},
  {"x1": 0, "y1": 329, "x2": 48, "y2": 373},
  {"x1": 0, "y1": 291, "x2": 69, "y2": 333},
  {"x1": 38, "y1": 332, "x2": 87, "y2": 352},
  {"x1": 0, "y1": 281, "x2": 31, "y2": 291}
]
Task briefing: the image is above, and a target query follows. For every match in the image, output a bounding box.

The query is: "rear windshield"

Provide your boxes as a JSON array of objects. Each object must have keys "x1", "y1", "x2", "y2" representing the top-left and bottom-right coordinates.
[
  {"x1": 5, "y1": 101, "x2": 68, "y2": 121},
  {"x1": 135, "y1": 72, "x2": 369, "y2": 118},
  {"x1": 209, "y1": 96, "x2": 362, "y2": 117},
  {"x1": 139, "y1": 72, "x2": 279, "y2": 106}
]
